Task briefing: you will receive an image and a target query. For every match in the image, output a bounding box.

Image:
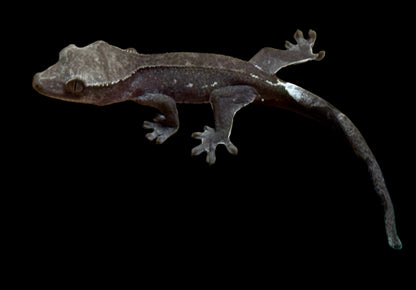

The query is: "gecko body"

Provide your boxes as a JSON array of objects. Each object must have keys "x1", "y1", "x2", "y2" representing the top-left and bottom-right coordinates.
[{"x1": 32, "y1": 30, "x2": 402, "y2": 249}]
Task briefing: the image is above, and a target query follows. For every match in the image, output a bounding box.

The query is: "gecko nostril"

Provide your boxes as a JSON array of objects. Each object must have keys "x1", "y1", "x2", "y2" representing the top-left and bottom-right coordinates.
[
  {"x1": 32, "y1": 73, "x2": 44, "y2": 93},
  {"x1": 32, "y1": 73, "x2": 40, "y2": 89}
]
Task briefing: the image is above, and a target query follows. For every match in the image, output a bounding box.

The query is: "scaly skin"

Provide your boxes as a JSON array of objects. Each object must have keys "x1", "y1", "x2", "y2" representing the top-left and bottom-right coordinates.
[{"x1": 32, "y1": 30, "x2": 401, "y2": 249}]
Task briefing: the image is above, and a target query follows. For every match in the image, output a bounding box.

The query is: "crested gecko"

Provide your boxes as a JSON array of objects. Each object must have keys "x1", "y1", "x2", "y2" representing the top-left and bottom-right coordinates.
[{"x1": 32, "y1": 29, "x2": 402, "y2": 249}]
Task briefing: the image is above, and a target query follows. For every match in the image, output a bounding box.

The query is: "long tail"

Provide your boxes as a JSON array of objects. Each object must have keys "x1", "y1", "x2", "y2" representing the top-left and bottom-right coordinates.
[{"x1": 278, "y1": 81, "x2": 402, "y2": 249}]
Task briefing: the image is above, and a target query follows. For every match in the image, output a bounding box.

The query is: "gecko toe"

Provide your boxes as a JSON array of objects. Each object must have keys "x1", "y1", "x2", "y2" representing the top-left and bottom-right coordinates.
[
  {"x1": 143, "y1": 120, "x2": 154, "y2": 129},
  {"x1": 225, "y1": 142, "x2": 238, "y2": 155},
  {"x1": 191, "y1": 144, "x2": 205, "y2": 156},
  {"x1": 316, "y1": 50, "x2": 326, "y2": 61},
  {"x1": 191, "y1": 126, "x2": 238, "y2": 164},
  {"x1": 145, "y1": 131, "x2": 158, "y2": 141},
  {"x1": 285, "y1": 40, "x2": 295, "y2": 50},
  {"x1": 153, "y1": 114, "x2": 166, "y2": 123},
  {"x1": 191, "y1": 132, "x2": 203, "y2": 139},
  {"x1": 307, "y1": 29, "x2": 317, "y2": 43},
  {"x1": 143, "y1": 120, "x2": 177, "y2": 144},
  {"x1": 206, "y1": 149, "x2": 216, "y2": 165},
  {"x1": 294, "y1": 29, "x2": 304, "y2": 42}
]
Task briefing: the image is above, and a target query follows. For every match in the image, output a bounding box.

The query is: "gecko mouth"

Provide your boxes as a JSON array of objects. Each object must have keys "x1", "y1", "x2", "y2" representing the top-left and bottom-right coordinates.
[
  {"x1": 32, "y1": 72, "x2": 61, "y2": 98},
  {"x1": 32, "y1": 73, "x2": 68, "y2": 101}
]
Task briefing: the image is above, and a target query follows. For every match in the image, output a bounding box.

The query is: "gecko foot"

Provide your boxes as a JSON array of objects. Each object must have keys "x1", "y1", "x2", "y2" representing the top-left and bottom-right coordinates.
[
  {"x1": 191, "y1": 126, "x2": 238, "y2": 165},
  {"x1": 285, "y1": 29, "x2": 325, "y2": 61},
  {"x1": 143, "y1": 115, "x2": 178, "y2": 144}
]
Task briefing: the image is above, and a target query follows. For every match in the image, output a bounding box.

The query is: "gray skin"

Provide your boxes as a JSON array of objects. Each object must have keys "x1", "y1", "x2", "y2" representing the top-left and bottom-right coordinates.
[{"x1": 32, "y1": 30, "x2": 401, "y2": 249}]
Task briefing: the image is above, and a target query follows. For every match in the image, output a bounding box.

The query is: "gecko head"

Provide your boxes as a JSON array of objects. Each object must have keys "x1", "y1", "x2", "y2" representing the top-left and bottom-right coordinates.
[
  {"x1": 33, "y1": 41, "x2": 140, "y2": 105},
  {"x1": 33, "y1": 44, "x2": 88, "y2": 104}
]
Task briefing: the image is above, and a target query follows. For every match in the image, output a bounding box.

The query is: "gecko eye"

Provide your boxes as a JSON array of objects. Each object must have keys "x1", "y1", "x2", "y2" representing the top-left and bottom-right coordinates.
[{"x1": 66, "y1": 79, "x2": 85, "y2": 94}]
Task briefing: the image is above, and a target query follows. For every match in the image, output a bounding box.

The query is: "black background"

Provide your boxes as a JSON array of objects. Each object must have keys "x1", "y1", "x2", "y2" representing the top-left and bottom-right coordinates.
[{"x1": 9, "y1": 1, "x2": 414, "y2": 287}]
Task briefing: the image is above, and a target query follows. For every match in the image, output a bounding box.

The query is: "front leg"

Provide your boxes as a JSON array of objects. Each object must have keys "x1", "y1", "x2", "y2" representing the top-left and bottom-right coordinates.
[
  {"x1": 133, "y1": 93, "x2": 179, "y2": 144},
  {"x1": 192, "y1": 85, "x2": 259, "y2": 164}
]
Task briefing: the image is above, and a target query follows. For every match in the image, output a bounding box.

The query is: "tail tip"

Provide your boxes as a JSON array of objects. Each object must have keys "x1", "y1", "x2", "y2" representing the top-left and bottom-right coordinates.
[{"x1": 388, "y1": 236, "x2": 402, "y2": 250}]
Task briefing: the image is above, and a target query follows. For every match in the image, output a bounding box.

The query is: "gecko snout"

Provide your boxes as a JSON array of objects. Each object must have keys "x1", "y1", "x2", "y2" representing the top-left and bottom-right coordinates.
[
  {"x1": 32, "y1": 71, "x2": 65, "y2": 99},
  {"x1": 32, "y1": 73, "x2": 41, "y2": 92}
]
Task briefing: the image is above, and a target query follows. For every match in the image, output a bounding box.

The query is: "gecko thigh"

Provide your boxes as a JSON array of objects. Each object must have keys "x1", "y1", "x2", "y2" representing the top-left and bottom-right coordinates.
[
  {"x1": 209, "y1": 85, "x2": 259, "y2": 131},
  {"x1": 210, "y1": 85, "x2": 259, "y2": 109}
]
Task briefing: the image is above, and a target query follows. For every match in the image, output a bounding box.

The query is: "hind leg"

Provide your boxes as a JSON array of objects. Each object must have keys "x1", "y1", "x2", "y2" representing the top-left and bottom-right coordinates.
[
  {"x1": 249, "y1": 29, "x2": 325, "y2": 74},
  {"x1": 191, "y1": 85, "x2": 259, "y2": 164}
]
